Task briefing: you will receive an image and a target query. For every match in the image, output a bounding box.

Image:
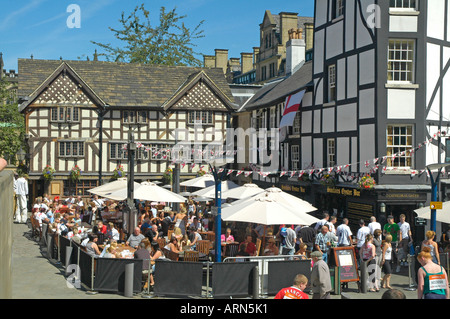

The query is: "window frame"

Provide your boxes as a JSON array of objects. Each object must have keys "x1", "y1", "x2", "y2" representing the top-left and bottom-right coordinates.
[
  {"x1": 386, "y1": 124, "x2": 414, "y2": 169},
  {"x1": 291, "y1": 145, "x2": 300, "y2": 171},
  {"x1": 187, "y1": 110, "x2": 213, "y2": 126},
  {"x1": 327, "y1": 64, "x2": 337, "y2": 103},
  {"x1": 387, "y1": 39, "x2": 415, "y2": 84},
  {"x1": 59, "y1": 141, "x2": 85, "y2": 158},
  {"x1": 389, "y1": 0, "x2": 417, "y2": 11},
  {"x1": 333, "y1": 0, "x2": 345, "y2": 19},
  {"x1": 327, "y1": 139, "x2": 336, "y2": 168},
  {"x1": 51, "y1": 106, "x2": 80, "y2": 123}
]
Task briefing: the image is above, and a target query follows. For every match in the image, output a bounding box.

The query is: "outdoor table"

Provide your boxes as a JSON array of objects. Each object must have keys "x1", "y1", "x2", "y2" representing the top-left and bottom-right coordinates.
[
  {"x1": 99, "y1": 244, "x2": 136, "y2": 259},
  {"x1": 178, "y1": 251, "x2": 207, "y2": 261}
]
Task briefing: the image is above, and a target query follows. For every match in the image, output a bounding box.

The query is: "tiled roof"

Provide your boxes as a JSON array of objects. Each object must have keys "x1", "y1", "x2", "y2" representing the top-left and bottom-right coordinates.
[
  {"x1": 242, "y1": 60, "x2": 313, "y2": 111},
  {"x1": 18, "y1": 59, "x2": 235, "y2": 109}
]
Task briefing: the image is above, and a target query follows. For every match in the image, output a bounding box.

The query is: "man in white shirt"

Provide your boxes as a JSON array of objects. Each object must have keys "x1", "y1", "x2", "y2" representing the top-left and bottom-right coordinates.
[
  {"x1": 356, "y1": 219, "x2": 371, "y2": 255},
  {"x1": 397, "y1": 214, "x2": 412, "y2": 267},
  {"x1": 336, "y1": 218, "x2": 353, "y2": 247},
  {"x1": 368, "y1": 216, "x2": 382, "y2": 239},
  {"x1": 92, "y1": 195, "x2": 104, "y2": 209},
  {"x1": 326, "y1": 216, "x2": 337, "y2": 234},
  {"x1": 314, "y1": 213, "x2": 330, "y2": 231},
  {"x1": 14, "y1": 175, "x2": 29, "y2": 224}
]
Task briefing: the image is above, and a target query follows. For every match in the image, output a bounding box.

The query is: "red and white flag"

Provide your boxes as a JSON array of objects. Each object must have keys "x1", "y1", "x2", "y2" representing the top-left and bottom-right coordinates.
[{"x1": 279, "y1": 90, "x2": 306, "y2": 128}]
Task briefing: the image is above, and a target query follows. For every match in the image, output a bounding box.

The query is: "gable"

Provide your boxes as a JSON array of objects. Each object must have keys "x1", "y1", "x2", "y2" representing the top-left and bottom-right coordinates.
[
  {"x1": 171, "y1": 81, "x2": 229, "y2": 111},
  {"x1": 163, "y1": 71, "x2": 236, "y2": 112},
  {"x1": 31, "y1": 72, "x2": 97, "y2": 108}
]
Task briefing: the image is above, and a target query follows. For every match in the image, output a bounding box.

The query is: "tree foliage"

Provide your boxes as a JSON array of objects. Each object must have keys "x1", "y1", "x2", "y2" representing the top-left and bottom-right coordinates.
[
  {"x1": 0, "y1": 78, "x2": 25, "y2": 165},
  {"x1": 92, "y1": 4, "x2": 205, "y2": 66}
]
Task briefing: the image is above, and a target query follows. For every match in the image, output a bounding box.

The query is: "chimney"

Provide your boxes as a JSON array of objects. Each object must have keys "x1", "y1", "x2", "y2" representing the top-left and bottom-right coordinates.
[
  {"x1": 241, "y1": 52, "x2": 253, "y2": 74},
  {"x1": 215, "y1": 49, "x2": 229, "y2": 74},
  {"x1": 252, "y1": 47, "x2": 260, "y2": 67},
  {"x1": 203, "y1": 55, "x2": 215, "y2": 68},
  {"x1": 285, "y1": 28, "x2": 306, "y2": 76},
  {"x1": 304, "y1": 22, "x2": 314, "y2": 51}
]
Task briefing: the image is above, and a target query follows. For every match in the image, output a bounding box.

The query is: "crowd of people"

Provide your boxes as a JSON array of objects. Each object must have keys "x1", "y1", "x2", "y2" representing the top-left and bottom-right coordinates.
[{"x1": 20, "y1": 187, "x2": 450, "y2": 298}]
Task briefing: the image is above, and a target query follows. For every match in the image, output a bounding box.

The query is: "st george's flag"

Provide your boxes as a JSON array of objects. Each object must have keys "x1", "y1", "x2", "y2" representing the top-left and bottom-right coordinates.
[{"x1": 279, "y1": 89, "x2": 306, "y2": 128}]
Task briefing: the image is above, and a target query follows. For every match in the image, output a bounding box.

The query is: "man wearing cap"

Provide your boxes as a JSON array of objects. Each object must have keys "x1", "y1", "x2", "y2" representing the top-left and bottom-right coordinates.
[{"x1": 310, "y1": 250, "x2": 332, "y2": 299}]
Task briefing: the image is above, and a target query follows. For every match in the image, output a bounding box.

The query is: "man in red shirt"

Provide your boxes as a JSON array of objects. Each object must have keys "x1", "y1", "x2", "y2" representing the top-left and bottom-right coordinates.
[
  {"x1": 238, "y1": 235, "x2": 257, "y2": 256},
  {"x1": 275, "y1": 274, "x2": 309, "y2": 299}
]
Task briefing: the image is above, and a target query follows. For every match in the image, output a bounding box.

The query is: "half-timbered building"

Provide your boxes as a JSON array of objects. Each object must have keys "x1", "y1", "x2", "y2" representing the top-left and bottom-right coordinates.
[
  {"x1": 18, "y1": 59, "x2": 236, "y2": 200},
  {"x1": 301, "y1": 0, "x2": 450, "y2": 236}
]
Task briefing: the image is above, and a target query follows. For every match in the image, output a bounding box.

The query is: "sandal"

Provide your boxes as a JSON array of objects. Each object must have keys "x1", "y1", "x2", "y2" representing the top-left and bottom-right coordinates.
[{"x1": 369, "y1": 288, "x2": 376, "y2": 292}]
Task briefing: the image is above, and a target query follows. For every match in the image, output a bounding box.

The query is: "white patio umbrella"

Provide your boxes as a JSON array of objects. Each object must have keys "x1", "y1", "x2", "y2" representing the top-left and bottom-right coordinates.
[
  {"x1": 222, "y1": 187, "x2": 319, "y2": 226},
  {"x1": 102, "y1": 181, "x2": 187, "y2": 203},
  {"x1": 414, "y1": 202, "x2": 450, "y2": 224},
  {"x1": 87, "y1": 178, "x2": 141, "y2": 197},
  {"x1": 191, "y1": 180, "x2": 240, "y2": 199},
  {"x1": 221, "y1": 183, "x2": 265, "y2": 200},
  {"x1": 180, "y1": 174, "x2": 215, "y2": 188}
]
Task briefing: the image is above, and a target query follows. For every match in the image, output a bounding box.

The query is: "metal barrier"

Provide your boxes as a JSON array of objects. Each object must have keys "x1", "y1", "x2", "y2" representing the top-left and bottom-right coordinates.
[{"x1": 223, "y1": 255, "x2": 311, "y2": 297}]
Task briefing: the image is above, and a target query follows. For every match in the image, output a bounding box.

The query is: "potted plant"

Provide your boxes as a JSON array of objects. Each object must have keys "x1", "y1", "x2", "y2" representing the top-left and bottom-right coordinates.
[
  {"x1": 42, "y1": 164, "x2": 55, "y2": 181},
  {"x1": 358, "y1": 175, "x2": 376, "y2": 190},
  {"x1": 319, "y1": 173, "x2": 335, "y2": 186},
  {"x1": 197, "y1": 168, "x2": 207, "y2": 177},
  {"x1": 112, "y1": 165, "x2": 125, "y2": 180},
  {"x1": 70, "y1": 165, "x2": 82, "y2": 182},
  {"x1": 163, "y1": 167, "x2": 173, "y2": 184}
]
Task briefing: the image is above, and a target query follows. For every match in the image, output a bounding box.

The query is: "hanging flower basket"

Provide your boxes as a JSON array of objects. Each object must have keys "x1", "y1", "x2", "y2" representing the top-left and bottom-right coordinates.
[
  {"x1": 358, "y1": 175, "x2": 376, "y2": 190},
  {"x1": 70, "y1": 165, "x2": 82, "y2": 182},
  {"x1": 112, "y1": 165, "x2": 125, "y2": 180},
  {"x1": 163, "y1": 167, "x2": 173, "y2": 184},
  {"x1": 197, "y1": 169, "x2": 207, "y2": 177},
  {"x1": 320, "y1": 174, "x2": 336, "y2": 186},
  {"x1": 43, "y1": 164, "x2": 56, "y2": 181}
]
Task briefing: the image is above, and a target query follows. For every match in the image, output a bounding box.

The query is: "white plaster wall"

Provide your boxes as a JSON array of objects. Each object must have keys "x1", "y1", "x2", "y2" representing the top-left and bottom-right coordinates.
[
  {"x1": 301, "y1": 110, "x2": 312, "y2": 134},
  {"x1": 326, "y1": 21, "x2": 344, "y2": 59},
  {"x1": 427, "y1": 0, "x2": 445, "y2": 40},
  {"x1": 313, "y1": 138, "x2": 323, "y2": 168},
  {"x1": 301, "y1": 136, "x2": 312, "y2": 169},
  {"x1": 322, "y1": 107, "x2": 335, "y2": 133},
  {"x1": 387, "y1": 89, "x2": 416, "y2": 119},
  {"x1": 337, "y1": 103, "x2": 357, "y2": 132},
  {"x1": 359, "y1": 88, "x2": 375, "y2": 119},
  {"x1": 337, "y1": 137, "x2": 350, "y2": 166},
  {"x1": 389, "y1": 15, "x2": 418, "y2": 33},
  {"x1": 347, "y1": 55, "x2": 358, "y2": 99}
]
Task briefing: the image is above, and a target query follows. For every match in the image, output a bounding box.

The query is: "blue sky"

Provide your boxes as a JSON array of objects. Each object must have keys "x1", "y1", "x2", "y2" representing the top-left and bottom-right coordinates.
[{"x1": 0, "y1": 0, "x2": 314, "y2": 70}]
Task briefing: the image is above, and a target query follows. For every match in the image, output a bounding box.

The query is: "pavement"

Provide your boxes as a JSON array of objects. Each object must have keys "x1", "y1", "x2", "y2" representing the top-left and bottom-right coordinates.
[{"x1": 10, "y1": 218, "x2": 420, "y2": 300}]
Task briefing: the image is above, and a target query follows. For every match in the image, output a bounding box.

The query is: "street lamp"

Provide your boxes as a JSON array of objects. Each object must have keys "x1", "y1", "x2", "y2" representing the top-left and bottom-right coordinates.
[
  {"x1": 123, "y1": 126, "x2": 138, "y2": 235},
  {"x1": 208, "y1": 155, "x2": 234, "y2": 262},
  {"x1": 426, "y1": 163, "x2": 450, "y2": 232}
]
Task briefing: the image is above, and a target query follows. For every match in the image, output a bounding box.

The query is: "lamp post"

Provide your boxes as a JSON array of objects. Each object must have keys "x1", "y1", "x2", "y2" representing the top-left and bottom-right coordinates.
[
  {"x1": 426, "y1": 163, "x2": 450, "y2": 232},
  {"x1": 208, "y1": 155, "x2": 233, "y2": 263},
  {"x1": 124, "y1": 127, "x2": 138, "y2": 235}
]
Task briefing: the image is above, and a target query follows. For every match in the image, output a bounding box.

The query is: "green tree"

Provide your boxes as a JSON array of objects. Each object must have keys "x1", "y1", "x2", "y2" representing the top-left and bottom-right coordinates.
[
  {"x1": 92, "y1": 4, "x2": 205, "y2": 66},
  {"x1": 0, "y1": 78, "x2": 25, "y2": 166}
]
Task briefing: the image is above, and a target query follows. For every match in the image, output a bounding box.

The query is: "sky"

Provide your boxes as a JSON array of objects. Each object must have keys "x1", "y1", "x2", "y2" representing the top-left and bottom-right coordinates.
[{"x1": 0, "y1": 0, "x2": 314, "y2": 71}]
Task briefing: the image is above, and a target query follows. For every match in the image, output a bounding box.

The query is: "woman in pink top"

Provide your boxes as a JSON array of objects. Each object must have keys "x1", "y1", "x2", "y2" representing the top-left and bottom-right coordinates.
[
  {"x1": 360, "y1": 234, "x2": 378, "y2": 292},
  {"x1": 221, "y1": 228, "x2": 235, "y2": 243}
]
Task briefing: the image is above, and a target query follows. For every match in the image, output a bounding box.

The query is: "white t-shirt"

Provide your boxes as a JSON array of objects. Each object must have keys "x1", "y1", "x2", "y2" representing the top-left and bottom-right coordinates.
[
  {"x1": 398, "y1": 222, "x2": 411, "y2": 240},
  {"x1": 336, "y1": 224, "x2": 353, "y2": 246},
  {"x1": 356, "y1": 226, "x2": 371, "y2": 248},
  {"x1": 314, "y1": 219, "x2": 328, "y2": 231},
  {"x1": 368, "y1": 222, "x2": 381, "y2": 235}
]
